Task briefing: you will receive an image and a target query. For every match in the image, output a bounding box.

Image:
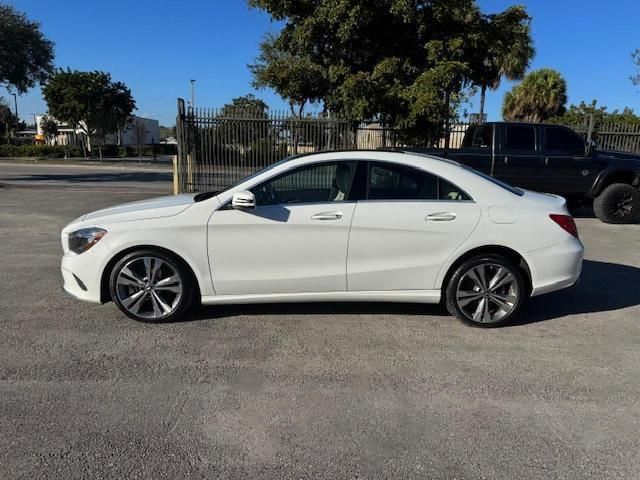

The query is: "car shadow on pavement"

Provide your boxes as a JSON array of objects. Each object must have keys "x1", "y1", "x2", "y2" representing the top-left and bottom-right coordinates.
[
  {"x1": 184, "y1": 300, "x2": 447, "y2": 322},
  {"x1": 514, "y1": 259, "x2": 640, "y2": 325},
  {"x1": 181, "y1": 260, "x2": 640, "y2": 325}
]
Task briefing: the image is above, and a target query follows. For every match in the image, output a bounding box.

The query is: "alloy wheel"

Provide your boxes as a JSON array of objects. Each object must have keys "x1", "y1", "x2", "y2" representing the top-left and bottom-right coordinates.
[
  {"x1": 612, "y1": 193, "x2": 635, "y2": 219},
  {"x1": 115, "y1": 256, "x2": 183, "y2": 320},
  {"x1": 455, "y1": 262, "x2": 520, "y2": 324}
]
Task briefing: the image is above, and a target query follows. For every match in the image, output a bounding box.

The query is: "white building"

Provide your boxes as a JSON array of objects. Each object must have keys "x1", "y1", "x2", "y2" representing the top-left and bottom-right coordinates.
[
  {"x1": 36, "y1": 115, "x2": 160, "y2": 146},
  {"x1": 113, "y1": 116, "x2": 160, "y2": 146}
]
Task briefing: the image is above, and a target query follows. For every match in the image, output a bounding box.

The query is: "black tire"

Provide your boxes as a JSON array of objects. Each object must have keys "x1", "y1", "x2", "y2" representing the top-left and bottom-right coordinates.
[
  {"x1": 593, "y1": 183, "x2": 640, "y2": 224},
  {"x1": 109, "y1": 249, "x2": 195, "y2": 322},
  {"x1": 445, "y1": 254, "x2": 527, "y2": 327}
]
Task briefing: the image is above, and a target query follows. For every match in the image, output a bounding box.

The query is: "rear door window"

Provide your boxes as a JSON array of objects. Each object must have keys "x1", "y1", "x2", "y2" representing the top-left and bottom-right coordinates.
[
  {"x1": 544, "y1": 127, "x2": 585, "y2": 155},
  {"x1": 504, "y1": 126, "x2": 536, "y2": 152},
  {"x1": 367, "y1": 162, "x2": 471, "y2": 201}
]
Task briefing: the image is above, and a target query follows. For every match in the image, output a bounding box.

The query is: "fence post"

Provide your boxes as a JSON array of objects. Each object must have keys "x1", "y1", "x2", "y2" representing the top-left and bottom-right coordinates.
[
  {"x1": 586, "y1": 114, "x2": 595, "y2": 145},
  {"x1": 172, "y1": 155, "x2": 179, "y2": 195}
]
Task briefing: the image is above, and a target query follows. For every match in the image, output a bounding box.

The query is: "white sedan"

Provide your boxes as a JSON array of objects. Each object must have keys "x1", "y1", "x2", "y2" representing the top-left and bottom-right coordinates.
[{"x1": 61, "y1": 151, "x2": 583, "y2": 327}]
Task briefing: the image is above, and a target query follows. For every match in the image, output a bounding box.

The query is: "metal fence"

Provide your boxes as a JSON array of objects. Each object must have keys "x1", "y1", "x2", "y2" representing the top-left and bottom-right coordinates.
[
  {"x1": 567, "y1": 117, "x2": 640, "y2": 154},
  {"x1": 175, "y1": 98, "x2": 640, "y2": 193},
  {"x1": 175, "y1": 99, "x2": 357, "y2": 192},
  {"x1": 175, "y1": 98, "x2": 472, "y2": 193}
]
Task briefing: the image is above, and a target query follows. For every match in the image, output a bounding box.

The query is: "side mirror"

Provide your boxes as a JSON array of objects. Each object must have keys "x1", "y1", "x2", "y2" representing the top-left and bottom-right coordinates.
[{"x1": 231, "y1": 190, "x2": 256, "y2": 209}]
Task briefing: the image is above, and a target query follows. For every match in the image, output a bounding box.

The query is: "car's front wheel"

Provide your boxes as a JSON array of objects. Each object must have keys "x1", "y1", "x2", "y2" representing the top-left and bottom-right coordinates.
[
  {"x1": 109, "y1": 250, "x2": 195, "y2": 322},
  {"x1": 445, "y1": 255, "x2": 527, "y2": 327}
]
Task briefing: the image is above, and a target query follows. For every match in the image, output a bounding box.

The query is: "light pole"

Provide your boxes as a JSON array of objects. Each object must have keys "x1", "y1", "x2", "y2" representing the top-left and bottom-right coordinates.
[
  {"x1": 11, "y1": 93, "x2": 18, "y2": 135},
  {"x1": 190, "y1": 79, "x2": 196, "y2": 110}
]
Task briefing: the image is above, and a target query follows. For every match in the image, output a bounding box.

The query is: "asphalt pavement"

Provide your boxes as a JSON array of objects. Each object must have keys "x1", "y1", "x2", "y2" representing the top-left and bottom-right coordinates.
[
  {"x1": 0, "y1": 164, "x2": 639, "y2": 479},
  {"x1": 0, "y1": 162, "x2": 172, "y2": 193}
]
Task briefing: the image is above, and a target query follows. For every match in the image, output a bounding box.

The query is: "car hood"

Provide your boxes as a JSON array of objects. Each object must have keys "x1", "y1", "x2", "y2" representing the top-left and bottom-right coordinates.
[
  {"x1": 73, "y1": 194, "x2": 196, "y2": 227},
  {"x1": 596, "y1": 150, "x2": 640, "y2": 162}
]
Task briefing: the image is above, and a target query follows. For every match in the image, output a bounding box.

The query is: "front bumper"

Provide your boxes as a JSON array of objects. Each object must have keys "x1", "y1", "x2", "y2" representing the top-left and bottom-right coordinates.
[
  {"x1": 60, "y1": 242, "x2": 110, "y2": 304},
  {"x1": 527, "y1": 236, "x2": 584, "y2": 297}
]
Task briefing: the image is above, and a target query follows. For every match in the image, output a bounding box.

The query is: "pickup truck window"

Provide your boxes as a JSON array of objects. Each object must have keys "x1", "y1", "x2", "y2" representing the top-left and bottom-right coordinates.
[
  {"x1": 504, "y1": 125, "x2": 536, "y2": 151},
  {"x1": 544, "y1": 126, "x2": 585, "y2": 155},
  {"x1": 368, "y1": 162, "x2": 471, "y2": 201},
  {"x1": 462, "y1": 124, "x2": 492, "y2": 149}
]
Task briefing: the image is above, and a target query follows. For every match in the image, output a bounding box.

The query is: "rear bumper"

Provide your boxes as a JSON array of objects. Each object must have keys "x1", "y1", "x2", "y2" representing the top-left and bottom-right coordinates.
[{"x1": 527, "y1": 236, "x2": 584, "y2": 297}]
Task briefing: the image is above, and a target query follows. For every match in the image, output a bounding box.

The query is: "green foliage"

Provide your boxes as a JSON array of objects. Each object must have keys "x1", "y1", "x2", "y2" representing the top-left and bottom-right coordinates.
[
  {"x1": 469, "y1": 5, "x2": 534, "y2": 117},
  {"x1": 220, "y1": 94, "x2": 269, "y2": 118},
  {"x1": 42, "y1": 69, "x2": 136, "y2": 152},
  {"x1": 40, "y1": 114, "x2": 59, "y2": 143},
  {"x1": 249, "y1": 0, "x2": 534, "y2": 144},
  {"x1": 632, "y1": 49, "x2": 640, "y2": 87},
  {"x1": 211, "y1": 95, "x2": 273, "y2": 150},
  {"x1": 159, "y1": 125, "x2": 176, "y2": 140},
  {"x1": 550, "y1": 100, "x2": 640, "y2": 127},
  {"x1": 249, "y1": 33, "x2": 327, "y2": 116},
  {"x1": 0, "y1": 143, "x2": 176, "y2": 158},
  {"x1": 0, "y1": 3, "x2": 55, "y2": 93},
  {"x1": 502, "y1": 68, "x2": 567, "y2": 122},
  {"x1": 0, "y1": 96, "x2": 17, "y2": 140},
  {"x1": 0, "y1": 143, "x2": 83, "y2": 158}
]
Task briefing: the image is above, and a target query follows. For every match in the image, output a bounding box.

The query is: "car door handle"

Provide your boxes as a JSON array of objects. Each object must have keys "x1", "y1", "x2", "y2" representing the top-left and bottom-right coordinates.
[
  {"x1": 426, "y1": 212, "x2": 457, "y2": 222},
  {"x1": 311, "y1": 211, "x2": 343, "y2": 221}
]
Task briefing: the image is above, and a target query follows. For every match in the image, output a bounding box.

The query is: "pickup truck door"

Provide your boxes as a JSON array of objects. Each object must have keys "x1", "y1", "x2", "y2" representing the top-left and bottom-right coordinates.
[
  {"x1": 541, "y1": 125, "x2": 600, "y2": 195},
  {"x1": 493, "y1": 124, "x2": 543, "y2": 190}
]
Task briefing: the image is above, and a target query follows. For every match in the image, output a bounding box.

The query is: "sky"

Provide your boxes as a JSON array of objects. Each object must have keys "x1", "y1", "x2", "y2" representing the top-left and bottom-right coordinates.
[{"x1": 3, "y1": 0, "x2": 640, "y2": 126}]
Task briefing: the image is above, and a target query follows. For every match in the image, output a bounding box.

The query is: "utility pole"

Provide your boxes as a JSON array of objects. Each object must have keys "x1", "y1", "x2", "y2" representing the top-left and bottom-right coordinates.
[
  {"x1": 12, "y1": 93, "x2": 18, "y2": 134},
  {"x1": 190, "y1": 79, "x2": 196, "y2": 110}
]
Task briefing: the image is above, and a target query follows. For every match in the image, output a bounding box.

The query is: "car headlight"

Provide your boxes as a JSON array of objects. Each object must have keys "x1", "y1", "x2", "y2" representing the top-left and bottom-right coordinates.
[{"x1": 68, "y1": 228, "x2": 107, "y2": 254}]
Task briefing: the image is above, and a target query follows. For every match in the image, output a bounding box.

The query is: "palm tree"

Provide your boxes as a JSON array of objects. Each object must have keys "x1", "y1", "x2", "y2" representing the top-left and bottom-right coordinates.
[
  {"x1": 502, "y1": 68, "x2": 567, "y2": 122},
  {"x1": 473, "y1": 6, "x2": 535, "y2": 122}
]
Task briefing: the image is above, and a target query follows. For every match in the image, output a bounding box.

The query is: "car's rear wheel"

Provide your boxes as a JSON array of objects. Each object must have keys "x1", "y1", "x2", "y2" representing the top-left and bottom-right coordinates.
[
  {"x1": 109, "y1": 250, "x2": 194, "y2": 322},
  {"x1": 593, "y1": 183, "x2": 640, "y2": 224},
  {"x1": 445, "y1": 255, "x2": 526, "y2": 327}
]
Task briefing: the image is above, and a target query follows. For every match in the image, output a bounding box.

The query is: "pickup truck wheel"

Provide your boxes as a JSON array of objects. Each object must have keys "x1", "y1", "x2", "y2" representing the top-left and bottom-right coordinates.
[{"x1": 593, "y1": 183, "x2": 640, "y2": 224}]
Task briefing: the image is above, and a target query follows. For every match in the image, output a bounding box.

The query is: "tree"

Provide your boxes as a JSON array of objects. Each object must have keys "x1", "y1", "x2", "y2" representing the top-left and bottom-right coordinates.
[
  {"x1": 632, "y1": 48, "x2": 640, "y2": 87},
  {"x1": 550, "y1": 99, "x2": 640, "y2": 127},
  {"x1": 129, "y1": 117, "x2": 148, "y2": 161},
  {"x1": 470, "y1": 6, "x2": 534, "y2": 121},
  {"x1": 0, "y1": 97, "x2": 17, "y2": 141},
  {"x1": 250, "y1": 34, "x2": 328, "y2": 117},
  {"x1": 0, "y1": 3, "x2": 55, "y2": 93},
  {"x1": 248, "y1": 2, "x2": 538, "y2": 141},
  {"x1": 249, "y1": 0, "x2": 532, "y2": 145},
  {"x1": 502, "y1": 68, "x2": 567, "y2": 122},
  {"x1": 40, "y1": 115, "x2": 59, "y2": 145},
  {"x1": 42, "y1": 69, "x2": 136, "y2": 158},
  {"x1": 159, "y1": 125, "x2": 176, "y2": 140},
  {"x1": 215, "y1": 95, "x2": 272, "y2": 148},
  {"x1": 220, "y1": 94, "x2": 269, "y2": 118}
]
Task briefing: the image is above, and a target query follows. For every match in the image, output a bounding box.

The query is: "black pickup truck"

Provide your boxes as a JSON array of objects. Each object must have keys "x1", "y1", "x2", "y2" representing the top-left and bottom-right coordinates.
[{"x1": 408, "y1": 122, "x2": 640, "y2": 224}]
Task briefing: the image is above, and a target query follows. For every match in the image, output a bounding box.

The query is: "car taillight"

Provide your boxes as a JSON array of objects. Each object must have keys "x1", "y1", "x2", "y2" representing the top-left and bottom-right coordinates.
[{"x1": 549, "y1": 214, "x2": 579, "y2": 238}]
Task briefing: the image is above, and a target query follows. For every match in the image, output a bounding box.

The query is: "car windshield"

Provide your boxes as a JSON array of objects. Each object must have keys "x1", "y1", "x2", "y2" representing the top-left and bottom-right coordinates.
[{"x1": 463, "y1": 166, "x2": 524, "y2": 196}]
